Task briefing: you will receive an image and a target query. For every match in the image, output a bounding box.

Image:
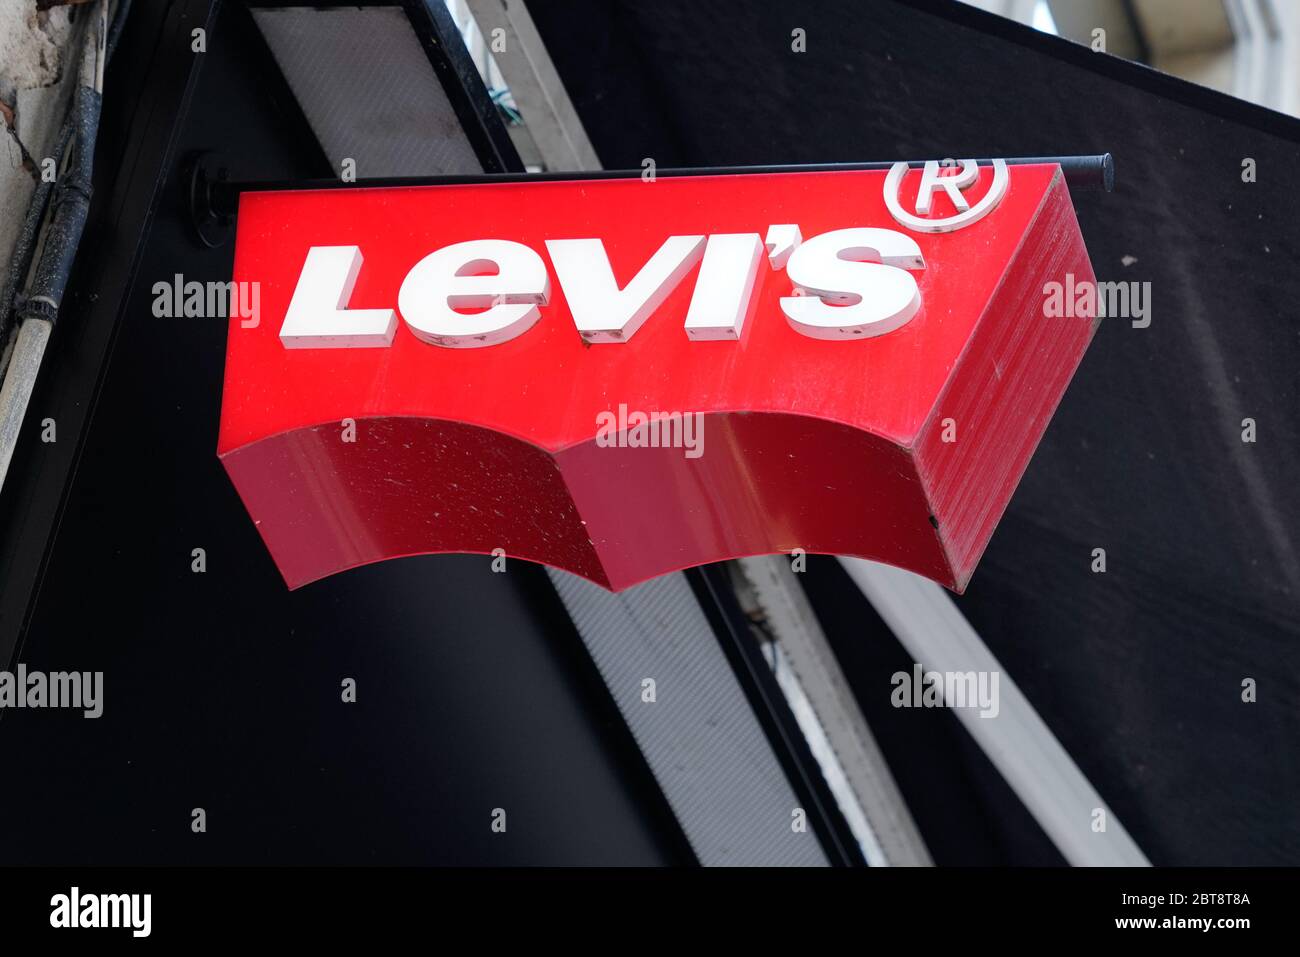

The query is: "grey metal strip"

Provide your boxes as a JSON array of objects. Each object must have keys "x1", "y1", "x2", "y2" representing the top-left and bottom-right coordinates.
[
  {"x1": 549, "y1": 570, "x2": 829, "y2": 867},
  {"x1": 463, "y1": 0, "x2": 602, "y2": 171},
  {"x1": 736, "y1": 556, "x2": 933, "y2": 866},
  {"x1": 252, "y1": 6, "x2": 482, "y2": 178},
  {"x1": 839, "y1": 557, "x2": 1150, "y2": 867}
]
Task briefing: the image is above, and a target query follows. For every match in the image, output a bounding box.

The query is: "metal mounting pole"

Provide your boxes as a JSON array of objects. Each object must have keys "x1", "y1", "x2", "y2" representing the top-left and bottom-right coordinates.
[{"x1": 191, "y1": 153, "x2": 1114, "y2": 225}]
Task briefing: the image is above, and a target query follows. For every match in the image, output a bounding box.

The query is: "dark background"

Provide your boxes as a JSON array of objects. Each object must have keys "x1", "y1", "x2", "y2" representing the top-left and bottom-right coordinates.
[
  {"x1": 0, "y1": 0, "x2": 689, "y2": 865},
  {"x1": 525, "y1": 0, "x2": 1300, "y2": 864},
  {"x1": 0, "y1": 0, "x2": 1295, "y2": 865}
]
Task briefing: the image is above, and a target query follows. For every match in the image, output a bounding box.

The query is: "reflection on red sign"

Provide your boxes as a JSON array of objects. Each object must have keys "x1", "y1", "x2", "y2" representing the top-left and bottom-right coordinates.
[{"x1": 219, "y1": 164, "x2": 1096, "y2": 592}]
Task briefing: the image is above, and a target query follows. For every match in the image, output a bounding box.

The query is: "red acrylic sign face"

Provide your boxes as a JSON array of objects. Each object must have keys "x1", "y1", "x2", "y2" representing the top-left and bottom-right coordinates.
[{"x1": 219, "y1": 165, "x2": 1096, "y2": 592}]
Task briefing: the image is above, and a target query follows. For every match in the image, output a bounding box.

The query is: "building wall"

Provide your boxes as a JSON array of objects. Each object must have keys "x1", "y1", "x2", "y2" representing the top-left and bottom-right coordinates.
[{"x1": 0, "y1": 2, "x2": 81, "y2": 325}]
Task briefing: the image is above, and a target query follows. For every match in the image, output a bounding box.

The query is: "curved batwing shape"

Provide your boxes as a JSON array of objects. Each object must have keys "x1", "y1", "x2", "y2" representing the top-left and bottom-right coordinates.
[{"x1": 218, "y1": 166, "x2": 1096, "y2": 592}]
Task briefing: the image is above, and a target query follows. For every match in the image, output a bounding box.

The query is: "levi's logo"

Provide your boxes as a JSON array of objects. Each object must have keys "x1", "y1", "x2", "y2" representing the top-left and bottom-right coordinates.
[
  {"x1": 278, "y1": 225, "x2": 927, "y2": 350},
  {"x1": 220, "y1": 163, "x2": 1083, "y2": 596}
]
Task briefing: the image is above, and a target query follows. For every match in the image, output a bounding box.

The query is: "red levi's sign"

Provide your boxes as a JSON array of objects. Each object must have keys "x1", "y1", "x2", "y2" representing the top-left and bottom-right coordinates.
[{"x1": 218, "y1": 163, "x2": 1097, "y2": 592}]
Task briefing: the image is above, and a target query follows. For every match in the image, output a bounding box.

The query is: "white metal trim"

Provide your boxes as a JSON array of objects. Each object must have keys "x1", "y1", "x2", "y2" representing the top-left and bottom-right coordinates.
[{"x1": 839, "y1": 557, "x2": 1151, "y2": 867}]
